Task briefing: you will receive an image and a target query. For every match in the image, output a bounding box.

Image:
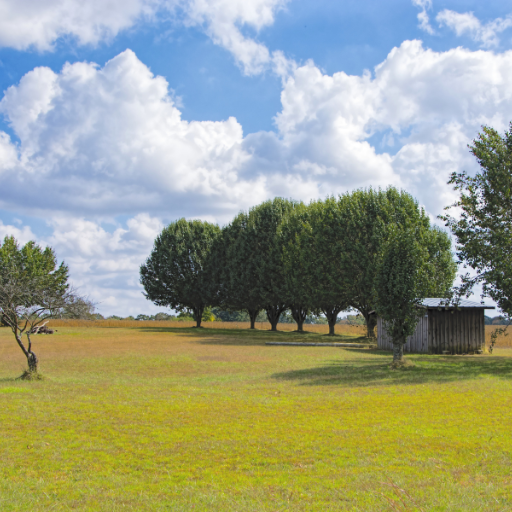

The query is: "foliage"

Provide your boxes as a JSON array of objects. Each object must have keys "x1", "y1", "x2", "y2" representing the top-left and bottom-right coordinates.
[
  {"x1": 0, "y1": 235, "x2": 76, "y2": 375},
  {"x1": 279, "y1": 202, "x2": 317, "y2": 332},
  {"x1": 288, "y1": 197, "x2": 353, "y2": 335},
  {"x1": 236, "y1": 198, "x2": 298, "y2": 331},
  {"x1": 140, "y1": 219, "x2": 221, "y2": 328},
  {"x1": 209, "y1": 212, "x2": 264, "y2": 329},
  {"x1": 442, "y1": 122, "x2": 512, "y2": 323},
  {"x1": 374, "y1": 226, "x2": 429, "y2": 363},
  {"x1": 336, "y1": 188, "x2": 456, "y2": 339},
  {"x1": 211, "y1": 308, "x2": 267, "y2": 323}
]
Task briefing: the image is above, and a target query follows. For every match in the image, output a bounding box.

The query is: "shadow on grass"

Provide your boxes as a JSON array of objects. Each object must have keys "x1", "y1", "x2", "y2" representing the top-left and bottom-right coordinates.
[
  {"x1": 271, "y1": 353, "x2": 512, "y2": 387},
  {"x1": 137, "y1": 326, "x2": 370, "y2": 346}
]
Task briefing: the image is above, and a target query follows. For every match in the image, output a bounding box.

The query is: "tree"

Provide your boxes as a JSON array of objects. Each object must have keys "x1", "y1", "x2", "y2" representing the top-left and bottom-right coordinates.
[
  {"x1": 337, "y1": 188, "x2": 455, "y2": 338},
  {"x1": 56, "y1": 296, "x2": 96, "y2": 319},
  {"x1": 299, "y1": 198, "x2": 352, "y2": 335},
  {"x1": 441, "y1": 123, "x2": 512, "y2": 319},
  {"x1": 374, "y1": 226, "x2": 429, "y2": 363},
  {"x1": 279, "y1": 202, "x2": 316, "y2": 332},
  {"x1": 140, "y1": 219, "x2": 220, "y2": 328},
  {"x1": 207, "y1": 213, "x2": 264, "y2": 329},
  {"x1": 245, "y1": 198, "x2": 298, "y2": 331},
  {"x1": 0, "y1": 236, "x2": 77, "y2": 377}
]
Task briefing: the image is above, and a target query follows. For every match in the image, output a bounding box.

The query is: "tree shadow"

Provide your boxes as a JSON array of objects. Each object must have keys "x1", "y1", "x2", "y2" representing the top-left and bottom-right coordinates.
[
  {"x1": 136, "y1": 326, "x2": 372, "y2": 346},
  {"x1": 271, "y1": 353, "x2": 512, "y2": 387}
]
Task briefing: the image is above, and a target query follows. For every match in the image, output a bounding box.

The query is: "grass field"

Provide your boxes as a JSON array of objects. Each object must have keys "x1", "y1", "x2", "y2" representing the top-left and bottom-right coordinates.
[{"x1": 1, "y1": 324, "x2": 512, "y2": 511}]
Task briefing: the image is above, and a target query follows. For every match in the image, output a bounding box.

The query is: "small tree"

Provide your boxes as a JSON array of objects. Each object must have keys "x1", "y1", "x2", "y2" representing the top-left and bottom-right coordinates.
[
  {"x1": 374, "y1": 226, "x2": 428, "y2": 364},
  {"x1": 0, "y1": 236, "x2": 78, "y2": 377},
  {"x1": 140, "y1": 219, "x2": 220, "y2": 328}
]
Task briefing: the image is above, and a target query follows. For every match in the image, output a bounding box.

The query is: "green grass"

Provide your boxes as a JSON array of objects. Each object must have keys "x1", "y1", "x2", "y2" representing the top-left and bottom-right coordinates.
[{"x1": 1, "y1": 326, "x2": 512, "y2": 511}]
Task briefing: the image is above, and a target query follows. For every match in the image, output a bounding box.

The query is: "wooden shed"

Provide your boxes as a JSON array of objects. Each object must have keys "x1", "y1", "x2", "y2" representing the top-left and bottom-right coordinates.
[{"x1": 377, "y1": 298, "x2": 495, "y2": 354}]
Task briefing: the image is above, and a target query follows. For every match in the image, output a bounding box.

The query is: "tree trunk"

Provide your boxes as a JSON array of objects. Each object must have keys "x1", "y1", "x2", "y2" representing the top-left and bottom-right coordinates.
[
  {"x1": 21, "y1": 332, "x2": 38, "y2": 374},
  {"x1": 393, "y1": 343, "x2": 404, "y2": 362},
  {"x1": 291, "y1": 305, "x2": 307, "y2": 333},
  {"x1": 247, "y1": 308, "x2": 260, "y2": 329},
  {"x1": 27, "y1": 351, "x2": 38, "y2": 373},
  {"x1": 323, "y1": 307, "x2": 341, "y2": 336},
  {"x1": 192, "y1": 306, "x2": 204, "y2": 328},
  {"x1": 362, "y1": 310, "x2": 377, "y2": 338},
  {"x1": 265, "y1": 305, "x2": 286, "y2": 331}
]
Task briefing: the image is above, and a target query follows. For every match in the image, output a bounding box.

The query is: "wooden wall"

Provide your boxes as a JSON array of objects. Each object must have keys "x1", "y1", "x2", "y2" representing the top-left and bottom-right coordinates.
[
  {"x1": 428, "y1": 308, "x2": 485, "y2": 354},
  {"x1": 377, "y1": 315, "x2": 429, "y2": 353},
  {"x1": 377, "y1": 309, "x2": 486, "y2": 354}
]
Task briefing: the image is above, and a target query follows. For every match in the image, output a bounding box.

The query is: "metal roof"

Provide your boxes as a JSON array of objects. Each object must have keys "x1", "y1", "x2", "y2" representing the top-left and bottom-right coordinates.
[{"x1": 421, "y1": 298, "x2": 495, "y2": 309}]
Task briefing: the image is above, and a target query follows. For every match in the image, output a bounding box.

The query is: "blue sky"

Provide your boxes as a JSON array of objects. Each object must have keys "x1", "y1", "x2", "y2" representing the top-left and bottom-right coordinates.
[{"x1": 0, "y1": 0, "x2": 511, "y2": 315}]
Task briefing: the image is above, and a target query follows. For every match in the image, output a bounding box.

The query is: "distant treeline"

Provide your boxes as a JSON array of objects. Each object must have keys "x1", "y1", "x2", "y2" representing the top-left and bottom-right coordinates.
[
  {"x1": 140, "y1": 188, "x2": 457, "y2": 336},
  {"x1": 485, "y1": 316, "x2": 510, "y2": 326}
]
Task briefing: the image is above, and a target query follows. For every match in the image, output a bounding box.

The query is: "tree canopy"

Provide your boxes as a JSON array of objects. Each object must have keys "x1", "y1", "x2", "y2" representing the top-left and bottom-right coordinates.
[
  {"x1": 140, "y1": 188, "x2": 456, "y2": 353},
  {"x1": 0, "y1": 236, "x2": 75, "y2": 376},
  {"x1": 140, "y1": 219, "x2": 221, "y2": 328},
  {"x1": 374, "y1": 225, "x2": 430, "y2": 363},
  {"x1": 442, "y1": 122, "x2": 512, "y2": 318}
]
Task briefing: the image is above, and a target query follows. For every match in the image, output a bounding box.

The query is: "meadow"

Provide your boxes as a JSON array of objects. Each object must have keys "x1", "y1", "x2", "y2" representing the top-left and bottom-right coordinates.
[{"x1": 1, "y1": 323, "x2": 512, "y2": 511}]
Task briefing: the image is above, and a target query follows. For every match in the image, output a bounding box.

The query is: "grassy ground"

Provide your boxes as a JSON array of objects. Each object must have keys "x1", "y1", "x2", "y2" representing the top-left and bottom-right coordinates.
[{"x1": 1, "y1": 325, "x2": 512, "y2": 511}]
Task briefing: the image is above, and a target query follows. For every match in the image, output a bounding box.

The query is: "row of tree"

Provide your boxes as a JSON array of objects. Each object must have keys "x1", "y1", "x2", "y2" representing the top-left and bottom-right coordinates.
[{"x1": 140, "y1": 187, "x2": 457, "y2": 348}]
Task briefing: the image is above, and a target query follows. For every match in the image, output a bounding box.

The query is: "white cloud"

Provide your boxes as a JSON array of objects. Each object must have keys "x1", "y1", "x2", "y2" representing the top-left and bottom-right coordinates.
[
  {"x1": 46, "y1": 214, "x2": 168, "y2": 316},
  {"x1": 437, "y1": 10, "x2": 512, "y2": 48},
  {"x1": 182, "y1": 0, "x2": 291, "y2": 75},
  {"x1": 0, "y1": 0, "x2": 292, "y2": 76},
  {"x1": 0, "y1": 221, "x2": 36, "y2": 245},
  {"x1": 3, "y1": 43, "x2": 512, "y2": 219},
  {"x1": 0, "y1": 0, "x2": 163, "y2": 51},
  {"x1": 2, "y1": 42, "x2": 512, "y2": 313},
  {"x1": 0, "y1": 50, "x2": 267, "y2": 221},
  {"x1": 412, "y1": 0, "x2": 434, "y2": 35}
]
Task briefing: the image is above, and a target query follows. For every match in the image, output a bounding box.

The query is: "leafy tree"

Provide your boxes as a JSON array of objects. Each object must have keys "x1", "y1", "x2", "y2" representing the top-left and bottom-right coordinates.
[
  {"x1": 338, "y1": 188, "x2": 455, "y2": 338},
  {"x1": 279, "y1": 202, "x2": 316, "y2": 332},
  {"x1": 207, "y1": 213, "x2": 264, "y2": 329},
  {"x1": 210, "y1": 308, "x2": 266, "y2": 323},
  {"x1": 441, "y1": 123, "x2": 512, "y2": 319},
  {"x1": 226, "y1": 199, "x2": 297, "y2": 331},
  {"x1": 0, "y1": 236, "x2": 77, "y2": 377},
  {"x1": 374, "y1": 226, "x2": 429, "y2": 363},
  {"x1": 140, "y1": 219, "x2": 221, "y2": 328},
  {"x1": 290, "y1": 198, "x2": 352, "y2": 335},
  {"x1": 246, "y1": 198, "x2": 298, "y2": 331}
]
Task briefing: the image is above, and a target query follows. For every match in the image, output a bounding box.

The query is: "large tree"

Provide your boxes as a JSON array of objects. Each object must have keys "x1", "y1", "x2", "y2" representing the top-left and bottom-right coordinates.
[
  {"x1": 287, "y1": 198, "x2": 352, "y2": 335},
  {"x1": 374, "y1": 226, "x2": 429, "y2": 363},
  {"x1": 337, "y1": 188, "x2": 455, "y2": 338},
  {"x1": 237, "y1": 198, "x2": 297, "y2": 331},
  {"x1": 0, "y1": 236, "x2": 75, "y2": 377},
  {"x1": 140, "y1": 219, "x2": 220, "y2": 328},
  {"x1": 208, "y1": 212, "x2": 264, "y2": 329},
  {"x1": 442, "y1": 123, "x2": 512, "y2": 318},
  {"x1": 279, "y1": 202, "x2": 316, "y2": 332}
]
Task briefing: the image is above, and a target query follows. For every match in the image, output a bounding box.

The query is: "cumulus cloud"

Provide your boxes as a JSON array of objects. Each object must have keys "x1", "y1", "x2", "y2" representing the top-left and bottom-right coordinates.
[
  {"x1": 2, "y1": 43, "x2": 512, "y2": 313},
  {"x1": 0, "y1": 50, "x2": 267, "y2": 220},
  {"x1": 2, "y1": 43, "x2": 512, "y2": 219},
  {"x1": 46, "y1": 213, "x2": 167, "y2": 316},
  {"x1": 437, "y1": 10, "x2": 512, "y2": 48},
  {"x1": 0, "y1": 0, "x2": 292, "y2": 76},
  {"x1": 0, "y1": 0, "x2": 163, "y2": 51},
  {"x1": 182, "y1": 0, "x2": 291, "y2": 75},
  {"x1": 0, "y1": 220, "x2": 36, "y2": 245},
  {"x1": 412, "y1": 0, "x2": 435, "y2": 35}
]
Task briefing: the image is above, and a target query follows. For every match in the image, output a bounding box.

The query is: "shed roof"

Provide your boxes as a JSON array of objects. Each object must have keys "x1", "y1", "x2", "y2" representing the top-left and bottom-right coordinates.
[{"x1": 421, "y1": 298, "x2": 495, "y2": 309}]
